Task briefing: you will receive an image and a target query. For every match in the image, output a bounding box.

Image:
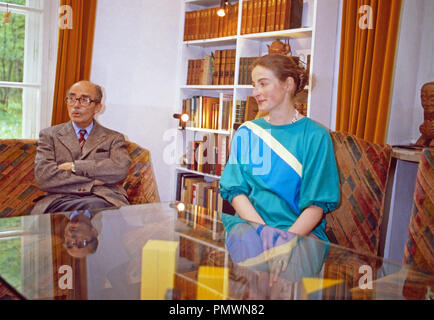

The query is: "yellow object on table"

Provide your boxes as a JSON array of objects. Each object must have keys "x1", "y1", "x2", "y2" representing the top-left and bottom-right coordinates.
[
  {"x1": 140, "y1": 240, "x2": 179, "y2": 300},
  {"x1": 301, "y1": 277, "x2": 344, "y2": 300},
  {"x1": 197, "y1": 266, "x2": 229, "y2": 300}
]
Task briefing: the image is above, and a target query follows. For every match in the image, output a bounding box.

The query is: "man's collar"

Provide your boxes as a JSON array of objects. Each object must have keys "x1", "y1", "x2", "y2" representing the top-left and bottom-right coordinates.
[{"x1": 72, "y1": 120, "x2": 94, "y2": 135}]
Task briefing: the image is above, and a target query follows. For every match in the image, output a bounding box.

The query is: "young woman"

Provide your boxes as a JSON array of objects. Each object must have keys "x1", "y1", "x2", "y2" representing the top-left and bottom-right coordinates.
[{"x1": 219, "y1": 54, "x2": 340, "y2": 242}]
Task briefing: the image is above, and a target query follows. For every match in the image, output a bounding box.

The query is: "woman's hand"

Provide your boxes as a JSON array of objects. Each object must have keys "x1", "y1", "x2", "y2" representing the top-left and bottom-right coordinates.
[{"x1": 257, "y1": 226, "x2": 293, "y2": 286}]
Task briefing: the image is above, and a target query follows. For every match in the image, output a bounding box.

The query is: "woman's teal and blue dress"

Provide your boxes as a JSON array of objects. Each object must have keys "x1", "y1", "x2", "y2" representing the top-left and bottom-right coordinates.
[{"x1": 219, "y1": 117, "x2": 340, "y2": 242}]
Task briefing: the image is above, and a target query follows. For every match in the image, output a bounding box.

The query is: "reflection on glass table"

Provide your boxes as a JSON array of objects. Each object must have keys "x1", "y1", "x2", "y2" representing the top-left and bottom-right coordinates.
[{"x1": 0, "y1": 202, "x2": 432, "y2": 300}]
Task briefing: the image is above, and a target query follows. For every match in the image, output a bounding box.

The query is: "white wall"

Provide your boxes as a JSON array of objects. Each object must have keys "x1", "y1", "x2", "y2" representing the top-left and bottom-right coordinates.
[
  {"x1": 90, "y1": 0, "x2": 182, "y2": 201},
  {"x1": 387, "y1": 0, "x2": 434, "y2": 145},
  {"x1": 309, "y1": 0, "x2": 341, "y2": 129}
]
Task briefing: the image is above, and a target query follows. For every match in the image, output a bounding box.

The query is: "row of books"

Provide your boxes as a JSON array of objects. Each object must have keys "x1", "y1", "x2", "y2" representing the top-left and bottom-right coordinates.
[
  {"x1": 185, "y1": 134, "x2": 230, "y2": 176},
  {"x1": 176, "y1": 173, "x2": 235, "y2": 215},
  {"x1": 183, "y1": 3, "x2": 238, "y2": 41},
  {"x1": 182, "y1": 94, "x2": 233, "y2": 130},
  {"x1": 241, "y1": 0, "x2": 303, "y2": 35},
  {"x1": 186, "y1": 50, "x2": 236, "y2": 86},
  {"x1": 179, "y1": 177, "x2": 220, "y2": 215},
  {"x1": 183, "y1": 0, "x2": 303, "y2": 41},
  {"x1": 188, "y1": 52, "x2": 310, "y2": 86},
  {"x1": 213, "y1": 49, "x2": 236, "y2": 86},
  {"x1": 186, "y1": 55, "x2": 213, "y2": 85},
  {"x1": 238, "y1": 54, "x2": 304, "y2": 86},
  {"x1": 238, "y1": 56, "x2": 260, "y2": 85}
]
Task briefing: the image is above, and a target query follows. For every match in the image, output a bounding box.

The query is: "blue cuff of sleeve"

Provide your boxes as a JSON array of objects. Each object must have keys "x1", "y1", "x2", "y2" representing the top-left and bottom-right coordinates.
[
  {"x1": 220, "y1": 188, "x2": 248, "y2": 205},
  {"x1": 312, "y1": 201, "x2": 339, "y2": 214}
]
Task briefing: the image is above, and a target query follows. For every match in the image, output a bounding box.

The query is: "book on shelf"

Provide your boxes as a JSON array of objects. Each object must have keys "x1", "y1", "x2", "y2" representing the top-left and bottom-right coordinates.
[
  {"x1": 186, "y1": 55, "x2": 213, "y2": 86},
  {"x1": 220, "y1": 50, "x2": 227, "y2": 85},
  {"x1": 183, "y1": 133, "x2": 230, "y2": 177},
  {"x1": 176, "y1": 172, "x2": 201, "y2": 202},
  {"x1": 185, "y1": 49, "x2": 235, "y2": 86},
  {"x1": 275, "y1": 0, "x2": 281, "y2": 31},
  {"x1": 244, "y1": 96, "x2": 259, "y2": 122},
  {"x1": 260, "y1": 0, "x2": 267, "y2": 32},
  {"x1": 238, "y1": 56, "x2": 260, "y2": 85},
  {"x1": 176, "y1": 173, "x2": 234, "y2": 216},
  {"x1": 215, "y1": 135, "x2": 229, "y2": 176},
  {"x1": 246, "y1": 0, "x2": 254, "y2": 34},
  {"x1": 212, "y1": 50, "x2": 221, "y2": 85},
  {"x1": 266, "y1": 0, "x2": 276, "y2": 32},
  {"x1": 241, "y1": 0, "x2": 248, "y2": 35},
  {"x1": 218, "y1": 93, "x2": 233, "y2": 131},
  {"x1": 182, "y1": 94, "x2": 233, "y2": 131},
  {"x1": 241, "y1": 0, "x2": 303, "y2": 34},
  {"x1": 234, "y1": 100, "x2": 246, "y2": 124},
  {"x1": 183, "y1": 3, "x2": 238, "y2": 41}
]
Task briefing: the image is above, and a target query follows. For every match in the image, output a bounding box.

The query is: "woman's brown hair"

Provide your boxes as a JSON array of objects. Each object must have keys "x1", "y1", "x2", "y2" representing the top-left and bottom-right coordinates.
[{"x1": 252, "y1": 54, "x2": 308, "y2": 96}]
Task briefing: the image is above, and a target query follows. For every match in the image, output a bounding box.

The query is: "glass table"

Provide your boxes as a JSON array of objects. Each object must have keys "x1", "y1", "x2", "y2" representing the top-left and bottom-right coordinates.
[{"x1": 0, "y1": 202, "x2": 432, "y2": 300}]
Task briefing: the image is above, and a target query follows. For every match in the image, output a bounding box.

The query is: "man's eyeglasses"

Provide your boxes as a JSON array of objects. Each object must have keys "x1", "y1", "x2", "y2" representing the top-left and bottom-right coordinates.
[
  {"x1": 64, "y1": 238, "x2": 95, "y2": 249},
  {"x1": 65, "y1": 96, "x2": 98, "y2": 107}
]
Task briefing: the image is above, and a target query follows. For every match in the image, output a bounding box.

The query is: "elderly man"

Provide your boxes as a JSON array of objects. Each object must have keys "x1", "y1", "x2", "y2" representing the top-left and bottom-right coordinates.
[{"x1": 31, "y1": 80, "x2": 131, "y2": 214}]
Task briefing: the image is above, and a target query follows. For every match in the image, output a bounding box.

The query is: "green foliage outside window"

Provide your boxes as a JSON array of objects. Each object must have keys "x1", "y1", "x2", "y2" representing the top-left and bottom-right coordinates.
[{"x1": 0, "y1": 0, "x2": 27, "y2": 138}]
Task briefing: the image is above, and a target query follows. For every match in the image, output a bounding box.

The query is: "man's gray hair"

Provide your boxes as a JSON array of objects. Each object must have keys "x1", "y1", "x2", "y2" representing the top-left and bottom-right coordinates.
[{"x1": 94, "y1": 84, "x2": 103, "y2": 103}]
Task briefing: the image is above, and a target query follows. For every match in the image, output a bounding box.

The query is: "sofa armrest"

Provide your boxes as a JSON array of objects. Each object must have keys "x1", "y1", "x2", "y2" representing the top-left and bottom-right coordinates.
[{"x1": 123, "y1": 141, "x2": 160, "y2": 204}]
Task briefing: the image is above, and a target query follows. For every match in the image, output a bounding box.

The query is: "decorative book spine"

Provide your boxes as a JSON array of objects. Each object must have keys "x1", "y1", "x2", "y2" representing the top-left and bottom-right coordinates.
[
  {"x1": 260, "y1": 0, "x2": 268, "y2": 32},
  {"x1": 220, "y1": 50, "x2": 227, "y2": 85},
  {"x1": 213, "y1": 50, "x2": 221, "y2": 85},
  {"x1": 233, "y1": 3, "x2": 239, "y2": 35},
  {"x1": 266, "y1": 0, "x2": 276, "y2": 32},
  {"x1": 252, "y1": 0, "x2": 259, "y2": 34},
  {"x1": 241, "y1": 0, "x2": 248, "y2": 34},
  {"x1": 183, "y1": 11, "x2": 189, "y2": 41},
  {"x1": 246, "y1": 0, "x2": 253, "y2": 34},
  {"x1": 282, "y1": 0, "x2": 291, "y2": 30},
  {"x1": 273, "y1": 0, "x2": 282, "y2": 31},
  {"x1": 195, "y1": 10, "x2": 200, "y2": 40},
  {"x1": 289, "y1": 0, "x2": 303, "y2": 29},
  {"x1": 244, "y1": 96, "x2": 259, "y2": 122}
]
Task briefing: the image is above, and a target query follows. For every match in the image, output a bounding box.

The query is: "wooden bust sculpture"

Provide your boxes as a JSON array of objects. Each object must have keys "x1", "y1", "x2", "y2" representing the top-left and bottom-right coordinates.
[{"x1": 416, "y1": 81, "x2": 434, "y2": 147}]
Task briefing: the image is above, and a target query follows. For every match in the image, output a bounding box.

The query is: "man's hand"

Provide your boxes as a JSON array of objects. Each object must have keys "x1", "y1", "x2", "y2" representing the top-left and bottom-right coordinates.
[{"x1": 58, "y1": 162, "x2": 73, "y2": 171}]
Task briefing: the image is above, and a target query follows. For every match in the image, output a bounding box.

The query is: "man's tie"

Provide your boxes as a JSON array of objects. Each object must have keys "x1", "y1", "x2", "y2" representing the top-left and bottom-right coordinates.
[{"x1": 78, "y1": 129, "x2": 87, "y2": 150}]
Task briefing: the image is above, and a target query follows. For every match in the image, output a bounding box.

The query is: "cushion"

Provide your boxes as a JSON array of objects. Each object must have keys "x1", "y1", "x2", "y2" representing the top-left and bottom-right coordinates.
[
  {"x1": 123, "y1": 141, "x2": 160, "y2": 204},
  {"x1": 403, "y1": 148, "x2": 434, "y2": 274},
  {"x1": 0, "y1": 140, "x2": 45, "y2": 218},
  {"x1": 326, "y1": 132, "x2": 392, "y2": 256}
]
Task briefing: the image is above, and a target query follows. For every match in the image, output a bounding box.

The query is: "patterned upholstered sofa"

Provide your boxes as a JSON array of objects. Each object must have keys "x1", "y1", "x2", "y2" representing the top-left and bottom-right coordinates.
[
  {"x1": 403, "y1": 148, "x2": 434, "y2": 274},
  {"x1": 326, "y1": 131, "x2": 393, "y2": 257},
  {"x1": 322, "y1": 132, "x2": 394, "y2": 297},
  {"x1": 0, "y1": 139, "x2": 159, "y2": 218}
]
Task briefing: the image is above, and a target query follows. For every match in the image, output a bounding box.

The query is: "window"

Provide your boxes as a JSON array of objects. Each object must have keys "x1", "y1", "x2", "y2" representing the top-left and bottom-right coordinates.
[{"x1": 0, "y1": 0, "x2": 58, "y2": 139}]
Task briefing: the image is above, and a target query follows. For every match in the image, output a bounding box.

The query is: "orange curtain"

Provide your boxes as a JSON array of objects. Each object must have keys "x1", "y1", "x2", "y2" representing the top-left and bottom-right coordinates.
[
  {"x1": 335, "y1": 0, "x2": 402, "y2": 144},
  {"x1": 51, "y1": 0, "x2": 98, "y2": 126}
]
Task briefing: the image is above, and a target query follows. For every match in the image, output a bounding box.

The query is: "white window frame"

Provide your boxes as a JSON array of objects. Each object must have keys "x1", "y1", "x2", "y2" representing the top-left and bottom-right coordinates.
[{"x1": 0, "y1": 0, "x2": 59, "y2": 139}]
